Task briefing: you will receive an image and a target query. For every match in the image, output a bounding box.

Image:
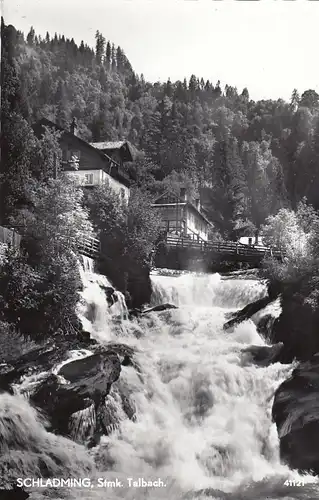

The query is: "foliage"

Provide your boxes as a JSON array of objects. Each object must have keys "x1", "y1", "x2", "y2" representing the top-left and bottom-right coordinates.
[
  {"x1": 4, "y1": 18, "x2": 319, "y2": 317},
  {"x1": 13, "y1": 175, "x2": 94, "y2": 262},
  {"x1": 85, "y1": 184, "x2": 162, "y2": 306},
  {"x1": 125, "y1": 187, "x2": 162, "y2": 262},
  {"x1": 0, "y1": 184, "x2": 86, "y2": 337},
  {"x1": 0, "y1": 27, "x2": 93, "y2": 336},
  {"x1": 0, "y1": 321, "x2": 38, "y2": 363},
  {"x1": 261, "y1": 200, "x2": 319, "y2": 284},
  {"x1": 4, "y1": 20, "x2": 319, "y2": 236}
]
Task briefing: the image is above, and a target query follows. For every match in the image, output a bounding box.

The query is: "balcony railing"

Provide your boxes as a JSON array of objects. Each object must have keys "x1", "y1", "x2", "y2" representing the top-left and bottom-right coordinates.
[{"x1": 0, "y1": 226, "x2": 21, "y2": 249}]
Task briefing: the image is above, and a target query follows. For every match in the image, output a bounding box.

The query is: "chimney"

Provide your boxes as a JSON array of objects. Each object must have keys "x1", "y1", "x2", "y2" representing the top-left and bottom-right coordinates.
[
  {"x1": 195, "y1": 198, "x2": 201, "y2": 211},
  {"x1": 180, "y1": 187, "x2": 187, "y2": 202},
  {"x1": 70, "y1": 117, "x2": 78, "y2": 136},
  {"x1": 255, "y1": 230, "x2": 259, "y2": 245}
]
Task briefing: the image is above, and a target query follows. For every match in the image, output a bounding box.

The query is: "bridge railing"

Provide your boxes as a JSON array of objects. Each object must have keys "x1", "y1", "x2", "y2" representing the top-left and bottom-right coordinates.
[
  {"x1": 76, "y1": 234, "x2": 101, "y2": 257},
  {"x1": 164, "y1": 235, "x2": 282, "y2": 259},
  {"x1": 0, "y1": 225, "x2": 100, "y2": 259},
  {"x1": 0, "y1": 226, "x2": 21, "y2": 249}
]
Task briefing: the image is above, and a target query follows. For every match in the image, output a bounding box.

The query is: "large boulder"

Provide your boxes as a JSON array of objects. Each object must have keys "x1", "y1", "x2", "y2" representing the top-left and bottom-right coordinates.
[
  {"x1": 0, "y1": 364, "x2": 16, "y2": 393},
  {"x1": 0, "y1": 486, "x2": 29, "y2": 499},
  {"x1": 30, "y1": 352, "x2": 121, "y2": 441},
  {"x1": 272, "y1": 354, "x2": 319, "y2": 474},
  {"x1": 242, "y1": 342, "x2": 284, "y2": 367},
  {"x1": 256, "y1": 314, "x2": 277, "y2": 341},
  {"x1": 269, "y1": 274, "x2": 319, "y2": 362}
]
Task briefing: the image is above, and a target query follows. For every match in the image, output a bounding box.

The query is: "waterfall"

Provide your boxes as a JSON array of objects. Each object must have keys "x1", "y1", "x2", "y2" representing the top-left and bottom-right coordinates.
[
  {"x1": 77, "y1": 255, "x2": 129, "y2": 342},
  {"x1": 1, "y1": 269, "x2": 319, "y2": 499}
]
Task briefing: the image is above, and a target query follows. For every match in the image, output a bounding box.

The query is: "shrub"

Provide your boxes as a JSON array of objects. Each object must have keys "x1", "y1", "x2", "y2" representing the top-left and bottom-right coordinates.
[
  {"x1": 0, "y1": 321, "x2": 38, "y2": 364},
  {"x1": 261, "y1": 199, "x2": 319, "y2": 283},
  {"x1": 85, "y1": 184, "x2": 162, "y2": 307}
]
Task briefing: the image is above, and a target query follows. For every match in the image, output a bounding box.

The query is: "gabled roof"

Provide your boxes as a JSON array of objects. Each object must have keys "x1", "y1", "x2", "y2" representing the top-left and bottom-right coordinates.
[
  {"x1": 33, "y1": 117, "x2": 117, "y2": 163},
  {"x1": 152, "y1": 201, "x2": 213, "y2": 227},
  {"x1": 91, "y1": 141, "x2": 126, "y2": 150},
  {"x1": 90, "y1": 141, "x2": 134, "y2": 162},
  {"x1": 32, "y1": 118, "x2": 131, "y2": 187}
]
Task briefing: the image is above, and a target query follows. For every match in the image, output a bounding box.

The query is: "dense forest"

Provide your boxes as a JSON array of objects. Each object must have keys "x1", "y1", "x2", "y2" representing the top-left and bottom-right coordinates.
[
  {"x1": 0, "y1": 19, "x2": 162, "y2": 339},
  {"x1": 3, "y1": 21, "x2": 319, "y2": 238}
]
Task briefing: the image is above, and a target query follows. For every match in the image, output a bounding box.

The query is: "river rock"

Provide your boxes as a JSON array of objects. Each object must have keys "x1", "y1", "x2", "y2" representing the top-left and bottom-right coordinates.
[
  {"x1": 0, "y1": 486, "x2": 30, "y2": 499},
  {"x1": 256, "y1": 314, "x2": 277, "y2": 341},
  {"x1": 101, "y1": 286, "x2": 118, "y2": 307},
  {"x1": 242, "y1": 342, "x2": 284, "y2": 366},
  {"x1": 0, "y1": 364, "x2": 16, "y2": 393},
  {"x1": 143, "y1": 303, "x2": 178, "y2": 314},
  {"x1": 270, "y1": 273, "x2": 319, "y2": 362},
  {"x1": 223, "y1": 296, "x2": 277, "y2": 332},
  {"x1": 30, "y1": 351, "x2": 121, "y2": 439},
  {"x1": 272, "y1": 354, "x2": 319, "y2": 474},
  {"x1": 95, "y1": 342, "x2": 141, "y2": 374}
]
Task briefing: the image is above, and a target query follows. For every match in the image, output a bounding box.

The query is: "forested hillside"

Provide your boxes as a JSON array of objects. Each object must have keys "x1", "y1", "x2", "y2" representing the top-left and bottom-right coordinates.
[{"x1": 3, "y1": 21, "x2": 319, "y2": 237}]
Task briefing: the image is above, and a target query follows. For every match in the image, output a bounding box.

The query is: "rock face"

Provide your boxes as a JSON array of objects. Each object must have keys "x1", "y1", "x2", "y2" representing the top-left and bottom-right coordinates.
[
  {"x1": 0, "y1": 364, "x2": 16, "y2": 393},
  {"x1": 1, "y1": 340, "x2": 139, "y2": 455},
  {"x1": 0, "y1": 486, "x2": 30, "y2": 499},
  {"x1": 256, "y1": 314, "x2": 277, "y2": 341},
  {"x1": 242, "y1": 342, "x2": 284, "y2": 367},
  {"x1": 272, "y1": 354, "x2": 319, "y2": 474},
  {"x1": 30, "y1": 352, "x2": 122, "y2": 440},
  {"x1": 223, "y1": 280, "x2": 281, "y2": 332},
  {"x1": 270, "y1": 274, "x2": 319, "y2": 362},
  {"x1": 97, "y1": 254, "x2": 152, "y2": 310}
]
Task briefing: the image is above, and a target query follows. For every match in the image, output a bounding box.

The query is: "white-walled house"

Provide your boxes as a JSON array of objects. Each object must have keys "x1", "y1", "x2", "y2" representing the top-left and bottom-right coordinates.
[
  {"x1": 33, "y1": 118, "x2": 133, "y2": 202},
  {"x1": 153, "y1": 189, "x2": 213, "y2": 242},
  {"x1": 67, "y1": 168, "x2": 130, "y2": 202},
  {"x1": 238, "y1": 235, "x2": 265, "y2": 247}
]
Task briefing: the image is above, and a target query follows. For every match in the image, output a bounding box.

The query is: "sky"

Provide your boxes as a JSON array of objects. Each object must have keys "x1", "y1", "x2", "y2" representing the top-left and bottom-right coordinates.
[{"x1": 3, "y1": 0, "x2": 319, "y2": 101}]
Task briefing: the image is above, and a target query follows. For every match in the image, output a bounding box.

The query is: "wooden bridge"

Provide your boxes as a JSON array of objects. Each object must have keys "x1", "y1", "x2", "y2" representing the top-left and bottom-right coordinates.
[
  {"x1": 0, "y1": 224, "x2": 282, "y2": 270},
  {"x1": 154, "y1": 234, "x2": 282, "y2": 270},
  {"x1": 76, "y1": 234, "x2": 101, "y2": 258}
]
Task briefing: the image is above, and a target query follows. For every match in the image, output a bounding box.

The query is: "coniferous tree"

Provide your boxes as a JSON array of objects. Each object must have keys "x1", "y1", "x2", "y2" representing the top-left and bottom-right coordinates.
[
  {"x1": 27, "y1": 26, "x2": 35, "y2": 46},
  {"x1": 105, "y1": 41, "x2": 111, "y2": 69},
  {"x1": 95, "y1": 30, "x2": 105, "y2": 64},
  {"x1": 111, "y1": 43, "x2": 117, "y2": 70}
]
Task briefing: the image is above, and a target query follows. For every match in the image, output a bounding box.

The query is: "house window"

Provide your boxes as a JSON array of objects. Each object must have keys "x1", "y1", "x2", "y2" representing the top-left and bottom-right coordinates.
[{"x1": 84, "y1": 173, "x2": 94, "y2": 185}]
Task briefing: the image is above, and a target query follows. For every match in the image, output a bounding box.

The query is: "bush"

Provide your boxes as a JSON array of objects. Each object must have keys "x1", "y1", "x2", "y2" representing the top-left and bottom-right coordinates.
[
  {"x1": 261, "y1": 199, "x2": 319, "y2": 283},
  {"x1": 0, "y1": 321, "x2": 38, "y2": 364},
  {"x1": 0, "y1": 175, "x2": 92, "y2": 337},
  {"x1": 0, "y1": 247, "x2": 82, "y2": 337},
  {"x1": 261, "y1": 200, "x2": 319, "y2": 361},
  {"x1": 85, "y1": 184, "x2": 162, "y2": 307}
]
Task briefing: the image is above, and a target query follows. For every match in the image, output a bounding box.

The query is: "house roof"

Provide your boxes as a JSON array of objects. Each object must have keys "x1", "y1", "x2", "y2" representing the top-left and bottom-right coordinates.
[
  {"x1": 90, "y1": 141, "x2": 134, "y2": 162},
  {"x1": 152, "y1": 201, "x2": 213, "y2": 227},
  {"x1": 91, "y1": 141, "x2": 126, "y2": 150},
  {"x1": 32, "y1": 118, "x2": 131, "y2": 187}
]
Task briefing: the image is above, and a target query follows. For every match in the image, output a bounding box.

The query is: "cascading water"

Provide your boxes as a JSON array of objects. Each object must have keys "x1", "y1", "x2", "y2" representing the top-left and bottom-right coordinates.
[
  {"x1": 1, "y1": 265, "x2": 319, "y2": 500},
  {"x1": 78, "y1": 256, "x2": 129, "y2": 341}
]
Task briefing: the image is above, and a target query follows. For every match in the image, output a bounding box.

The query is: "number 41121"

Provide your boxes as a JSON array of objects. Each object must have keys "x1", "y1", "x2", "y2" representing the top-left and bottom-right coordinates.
[{"x1": 284, "y1": 480, "x2": 305, "y2": 487}]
